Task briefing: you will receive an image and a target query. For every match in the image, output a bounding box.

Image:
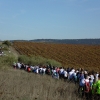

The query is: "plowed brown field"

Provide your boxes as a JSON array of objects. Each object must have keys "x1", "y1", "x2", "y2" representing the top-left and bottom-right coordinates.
[{"x1": 13, "y1": 41, "x2": 100, "y2": 72}]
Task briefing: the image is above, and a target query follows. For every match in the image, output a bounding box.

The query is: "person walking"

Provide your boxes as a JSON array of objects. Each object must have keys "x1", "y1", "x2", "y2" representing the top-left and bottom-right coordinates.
[{"x1": 94, "y1": 74, "x2": 100, "y2": 100}]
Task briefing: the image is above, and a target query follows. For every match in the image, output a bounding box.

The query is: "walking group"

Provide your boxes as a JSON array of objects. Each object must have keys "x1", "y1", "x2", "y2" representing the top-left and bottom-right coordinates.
[{"x1": 13, "y1": 62, "x2": 100, "y2": 100}]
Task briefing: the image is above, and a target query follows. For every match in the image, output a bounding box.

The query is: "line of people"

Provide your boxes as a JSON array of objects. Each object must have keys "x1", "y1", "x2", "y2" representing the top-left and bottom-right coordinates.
[{"x1": 13, "y1": 62, "x2": 100, "y2": 100}]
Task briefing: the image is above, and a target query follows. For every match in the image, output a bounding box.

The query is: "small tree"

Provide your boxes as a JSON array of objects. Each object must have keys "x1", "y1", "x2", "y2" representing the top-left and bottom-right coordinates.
[{"x1": 2, "y1": 40, "x2": 11, "y2": 47}]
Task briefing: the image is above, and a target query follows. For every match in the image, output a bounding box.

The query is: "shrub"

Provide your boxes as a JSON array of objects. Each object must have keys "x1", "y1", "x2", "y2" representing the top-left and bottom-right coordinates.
[
  {"x1": 2, "y1": 40, "x2": 12, "y2": 47},
  {"x1": 18, "y1": 55, "x2": 62, "y2": 66},
  {"x1": 0, "y1": 55, "x2": 17, "y2": 68},
  {"x1": 18, "y1": 55, "x2": 30, "y2": 64},
  {"x1": 46, "y1": 59, "x2": 62, "y2": 67},
  {"x1": 2, "y1": 46, "x2": 9, "y2": 51}
]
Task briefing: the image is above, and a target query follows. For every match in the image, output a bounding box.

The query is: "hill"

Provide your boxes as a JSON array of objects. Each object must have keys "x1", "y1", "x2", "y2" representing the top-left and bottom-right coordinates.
[
  {"x1": 30, "y1": 39, "x2": 100, "y2": 45},
  {"x1": 10, "y1": 38, "x2": 100, "y2": 45},
  {"x1": 0, "y1": 44, "x2": 82, "y2": 100}
]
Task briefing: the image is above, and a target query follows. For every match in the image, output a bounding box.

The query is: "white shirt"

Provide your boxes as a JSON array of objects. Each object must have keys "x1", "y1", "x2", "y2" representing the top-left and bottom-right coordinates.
[
  {"x1": 36, "y1": 68, "x2": 39, "y2": 73},
  {"x1": 64, "y1": 71, "x2": 68, "y2": 77},
  {"x1": 60, "y1": 68, "x2": 64, "y2": 73},
  {"x1": 17, "y1": 63, "x2": 21, "y2": 69},
  {"x1": 90, "y1": 75, "x2": 94, "y2": 83},
  {"x1": 85, "y1": 79, "x2": 89, "y2": 83},
  {"x1": 42, "y1": 68, "x2": 46, "y2": 72}
]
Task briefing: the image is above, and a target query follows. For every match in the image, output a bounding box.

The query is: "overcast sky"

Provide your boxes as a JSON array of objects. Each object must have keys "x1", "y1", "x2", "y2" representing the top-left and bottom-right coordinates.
[{"x1": 0, "y1": 0, "x2": 100, "y2": 40}]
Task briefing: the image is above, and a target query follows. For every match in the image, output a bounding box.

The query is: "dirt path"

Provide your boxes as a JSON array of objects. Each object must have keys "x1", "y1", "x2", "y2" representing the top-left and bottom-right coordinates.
[
  {"x1": 0, "y1": 42, "x2": 19, "y2": 58},
  {"x1": 9, "y1": 46, "x2": 19, "y2": 58}
]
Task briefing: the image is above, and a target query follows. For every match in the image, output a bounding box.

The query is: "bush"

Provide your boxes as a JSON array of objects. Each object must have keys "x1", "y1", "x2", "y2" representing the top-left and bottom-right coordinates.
[
  {"x1": 18, "y1": 55, "x2": 62, "y2": 66},
  {"x1": 18, "y1": 55, "x2": 30, "y2": 64},
  {"x1": 2, "y1": 40, "x2": 12, "y2": 47},
  {"x1": 46, "y1": 59, "x2": 62, "y2": 67},
  {"x1": 2, "y1": 46, "x2": 9, "y2": 51},
  {"x1": 0, "y1": 55, "x2": 17, "y2": 68}
]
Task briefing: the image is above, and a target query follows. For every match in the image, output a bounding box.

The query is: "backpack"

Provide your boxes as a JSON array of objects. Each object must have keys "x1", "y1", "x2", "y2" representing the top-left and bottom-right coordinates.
[
  {"x1": 27, "y1": 67, "x2": 31, "y2": 72},
  {"x1": 95, "y1": 80, "x2": 100, "y2": 94},
  {"x1": 84, "y1": 81, "x2": 91, "y2": 93}
]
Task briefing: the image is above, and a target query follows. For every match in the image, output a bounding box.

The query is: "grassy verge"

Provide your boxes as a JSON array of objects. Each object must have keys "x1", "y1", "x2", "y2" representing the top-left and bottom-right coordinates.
[
  {"x1": 18, "y1": 55, "x2": 62, "y2": 67},
  {"x1": 0, "y1": 69, "x2": 82, "y2": 100},
  {"x1": 0, "y1": 55, "x2": 17, "y2": 69}
]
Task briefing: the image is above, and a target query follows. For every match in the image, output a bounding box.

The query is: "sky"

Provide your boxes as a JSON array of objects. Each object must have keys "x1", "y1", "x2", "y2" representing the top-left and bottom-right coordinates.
[{"x1": 0, "y1": 0, "x2": 100, "y2": 40}]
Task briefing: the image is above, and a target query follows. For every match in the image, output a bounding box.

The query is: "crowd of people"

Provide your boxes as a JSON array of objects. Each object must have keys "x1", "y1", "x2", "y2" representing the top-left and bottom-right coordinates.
[{"x1": 13, "y1": 62, "x2": 100, "y2": 100}]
